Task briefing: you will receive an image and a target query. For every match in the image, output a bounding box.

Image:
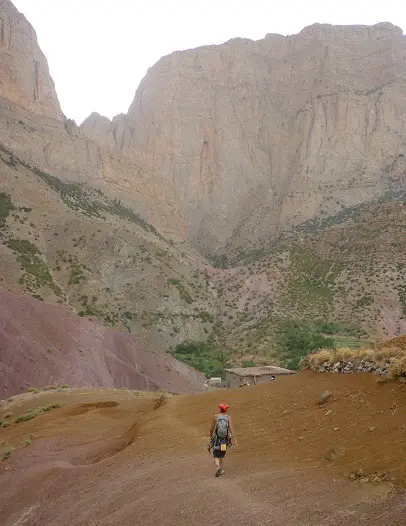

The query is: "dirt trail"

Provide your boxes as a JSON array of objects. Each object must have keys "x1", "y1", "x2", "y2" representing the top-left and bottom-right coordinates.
[{"x1": 0, "y1": 373, "x2": 405, "y2": 525}]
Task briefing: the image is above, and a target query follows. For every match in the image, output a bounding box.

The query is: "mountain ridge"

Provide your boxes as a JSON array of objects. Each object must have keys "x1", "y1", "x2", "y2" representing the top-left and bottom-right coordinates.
[
  {"x1": 1, "y1": 0, "x2": 405, "y2": 377},
  {"x1": 79, "y1": 19, "x2": 406, "y2": 253},
  {"x1": 2, "y1": 0, "x2": 406, "y2": 253}
]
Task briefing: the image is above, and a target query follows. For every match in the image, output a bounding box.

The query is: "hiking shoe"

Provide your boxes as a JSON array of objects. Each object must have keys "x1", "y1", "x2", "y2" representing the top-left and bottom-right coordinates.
[{"x1": 215, "y1": 468, "x2": 224, "y2": 477}]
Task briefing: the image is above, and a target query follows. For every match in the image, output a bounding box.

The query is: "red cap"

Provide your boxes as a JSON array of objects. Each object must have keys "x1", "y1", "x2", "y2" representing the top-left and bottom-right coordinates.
[{"x1": 219, "y1": 403, "x2": 229, "y2": 412}]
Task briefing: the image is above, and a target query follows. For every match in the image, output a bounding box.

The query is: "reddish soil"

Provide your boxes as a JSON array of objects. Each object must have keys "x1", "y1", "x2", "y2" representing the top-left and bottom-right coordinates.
[
  {"x1": 0, "y1": 372, "x2": 405, "y2": 525},
  {"x1": 0, "y1": 290, "x2": 204, "y2": 397}
]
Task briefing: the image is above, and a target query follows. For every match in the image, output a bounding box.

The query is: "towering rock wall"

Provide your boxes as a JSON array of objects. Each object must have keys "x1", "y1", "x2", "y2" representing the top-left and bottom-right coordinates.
[
  {"x1": 1, "y1": 0, "x2": 405, "y2": 254},
  {"x1": 0, "y1": 0, "x2": 182, "y2": 237},
  {"x1": 0, "y1": 0, "x2": 62, "y2": 122},
  {"x1": 81, "y1": 22, "x2": 406, "y2": 254}
]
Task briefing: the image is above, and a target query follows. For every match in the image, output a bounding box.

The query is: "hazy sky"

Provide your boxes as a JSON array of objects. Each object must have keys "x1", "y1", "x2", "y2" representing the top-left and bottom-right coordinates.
[{"x1": 13, "y1": 0, "x2": 405, "y2": 124}]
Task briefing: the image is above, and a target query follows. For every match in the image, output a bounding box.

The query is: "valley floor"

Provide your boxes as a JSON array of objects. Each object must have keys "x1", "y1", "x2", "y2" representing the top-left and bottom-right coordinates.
[{"x1": 0, "y1": 373, "x2": 405, "y2": 525}]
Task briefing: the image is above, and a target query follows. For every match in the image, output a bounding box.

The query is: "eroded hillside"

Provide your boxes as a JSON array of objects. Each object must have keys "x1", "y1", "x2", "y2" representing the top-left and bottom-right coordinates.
[
  {"x1": 0, "y1": 145, "x2": 219, "y2": 352},
  {"x1": 0, "y1": 289, "x2": 205, "y2": 398},
  {"x1": 1, "y1": 144, "x2": 405, "y2": 374},
  {"x1": 211, "y1": 194, "x2": 406, "y2": 363}
]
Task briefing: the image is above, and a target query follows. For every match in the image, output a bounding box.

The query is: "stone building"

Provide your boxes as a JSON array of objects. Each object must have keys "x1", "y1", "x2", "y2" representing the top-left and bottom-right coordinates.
[{"x1": 224, "y1": 366, "x2": 295, "y2": 389}]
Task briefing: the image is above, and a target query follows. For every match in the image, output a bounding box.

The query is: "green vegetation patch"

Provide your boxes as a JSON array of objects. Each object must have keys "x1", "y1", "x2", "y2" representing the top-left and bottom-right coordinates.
[
  {"x1": 7, "y1": 238, "x2": 51, "y2": 283},
  {"x1": 314, "y1": 320, "x2": 366, "y2": 338},
  {"x1": 353, "y1": 294, "x2": 374, "y2": 310},
  {"x1": 28, "y1": 165, "x2": 159, "y2": 234},
  {"x1": 198, "y1": 311, "x2": 215, "y2": 323},
  {"x1": 103, "y1": 198, "x2": 160, "y2": 236},
  {"x1": 2, "y1": 148, "x2": 160, "y2": 235},
  {"x1": 1, "y1": 446, "x2": 13, "y2": 461},
  {"x1": 28, "y1": 167, "x2": 102, "y2": 218},
  {"x1": 78, "y1": 295, "x2": 121, "y2": 326},
  {"x1": 242, "y1": 359, "x2": 257, "y2": 368},
  {"x1": 299, "y1": 189, "x2": 406, "y2": 234},
  {"x1": 167, "y1": 279, "x2": 194, "y2": 304},
  {"x1": 276, "y1": 320, "x2": 336, "y2": 370},
  {"x1": 332, "y1": 336, "x2": 362, "y2": 350},
  {"x1": 285, "y1": 248, "x2": 344, "y2": 312},
  {"x1": 0, "y1": 192, "x2": 14, "y2": 227},
  {"x1": 69, "y1": 263, "x2": 87, "y2": 285},
  {"x1": 170, "y1": 341, "x2": 230, "y2": 378},
  {"x1": 397, "y1": 282, "x2": 406, "y2": 316},
  {"x1": 6, "y1": 238, "x2": 62, "y2": 296},
  {"x1": 14, "y1": 403, "x2": 63, "y2": 424}
]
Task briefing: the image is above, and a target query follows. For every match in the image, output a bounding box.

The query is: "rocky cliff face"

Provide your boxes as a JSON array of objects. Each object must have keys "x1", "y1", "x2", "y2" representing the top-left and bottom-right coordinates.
[
  {"x1": 0, "y1": 0, "x2": 183, "y2": 239},
  {"x1": 81, "y1": 22, "x2": 406, "y2": 255},
  {"x1": 1, "y1": 2, "x2": 405, "y2": 367},
  {"x1": 0, "y1": 0, "x2": 62, "y2": 122},
  {"x1": 1, "y1": 0, "x2": 406, "y2": 258}
]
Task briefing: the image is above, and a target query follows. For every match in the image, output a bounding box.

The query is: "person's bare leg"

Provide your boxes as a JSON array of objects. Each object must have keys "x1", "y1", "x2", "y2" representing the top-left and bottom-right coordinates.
[
  {"x1": 215, "y1": 456, "x2": 224, "y2": 476},
  {"x1": 215, "y1": 456, "x2": 222, "y2": 476}
]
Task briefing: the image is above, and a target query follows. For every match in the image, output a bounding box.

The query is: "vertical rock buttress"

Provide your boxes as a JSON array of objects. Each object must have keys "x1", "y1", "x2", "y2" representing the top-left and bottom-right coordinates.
[{"x1": 33, "y1": 60, "x2": 39, "y2": 100}]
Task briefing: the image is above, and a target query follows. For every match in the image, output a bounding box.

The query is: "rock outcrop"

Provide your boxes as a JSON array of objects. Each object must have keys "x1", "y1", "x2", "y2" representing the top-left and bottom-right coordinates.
[
  {"x1": 0, "y1": 0, "x2": 183, "y2": 238},
  {"x1": 1, "y1": 0, "x2": 406, "y2": 256},
  {"x1": 0, "y1": 0, "x2": 62, "y2": 122},
  {"x1": 80, "y1": 22, "x2": 406, "y2": 254}
]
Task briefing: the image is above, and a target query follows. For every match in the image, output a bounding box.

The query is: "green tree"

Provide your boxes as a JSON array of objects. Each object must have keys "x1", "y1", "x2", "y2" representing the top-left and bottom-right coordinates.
[
  {"x1": 170, "y1": 341, "x2": 230, "y2": 378},
  {"x1": 278, "y1": 321, "x2": 335, "y2": 370}
]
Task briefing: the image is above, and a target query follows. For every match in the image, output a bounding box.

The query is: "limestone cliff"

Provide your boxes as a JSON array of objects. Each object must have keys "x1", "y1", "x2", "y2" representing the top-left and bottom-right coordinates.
[
  {"x1": 1, "y1": 0, "x2": 405, "y2": 256},
  {"x1": 0, "y1": 0, "x2": 183, "y2": 239},
  {"x1": 0, "y1": 0, "x2": 62, "y2": 122},
  {"x1": 82, "y1": 23, "x2": 406, "y2": 255},
  {"x1": 1, "y1": 3, "x2": 406, "y2": 360}
]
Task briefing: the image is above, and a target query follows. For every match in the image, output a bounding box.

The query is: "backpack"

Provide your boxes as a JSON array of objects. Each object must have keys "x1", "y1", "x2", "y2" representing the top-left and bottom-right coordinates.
[{"x1": 215, "y1": 414, "x2": 229, "y2": 439}]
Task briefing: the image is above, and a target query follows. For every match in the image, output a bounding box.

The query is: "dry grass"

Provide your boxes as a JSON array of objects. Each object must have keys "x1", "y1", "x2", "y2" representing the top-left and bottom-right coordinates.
[
  {"x1": 375, "y1": 347, "x2": 405, "y2": 364},
  {"x1": 307, "y1": 349, "x2": 332, "y2": 365},
  {"x1": 304, "y1": 340, "x2": 406, "y2": 379},
  {"x1": 376, "y1": 335, "x2": 406, "y2": 350},
  {"x1": 333, "y1": 347, "x2": 361, "y2": 362},
  {"x1": 388, "y1": 355, "x2": 406, "y2": 380}
]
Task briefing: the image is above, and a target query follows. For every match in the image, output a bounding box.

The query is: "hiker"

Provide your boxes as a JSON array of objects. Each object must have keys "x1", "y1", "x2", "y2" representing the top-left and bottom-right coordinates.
[{"x1": 208, "y1": 403, "x2": 238, "y2": 477}]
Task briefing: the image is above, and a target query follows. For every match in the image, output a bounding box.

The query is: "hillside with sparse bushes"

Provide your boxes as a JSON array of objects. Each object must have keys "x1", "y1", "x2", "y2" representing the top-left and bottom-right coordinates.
[
  {"x1": 0, "y1": 0, "x2": 405, "y2": 381},
  {"x1": 1, "y1": 142, "x2": 405, "y2": 379}
]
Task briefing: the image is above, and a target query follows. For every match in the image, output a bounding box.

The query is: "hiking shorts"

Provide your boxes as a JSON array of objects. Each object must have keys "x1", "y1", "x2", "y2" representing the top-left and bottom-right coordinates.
[{"x1": 213, "y1": 448, "x2": 226, "y2": 459}]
